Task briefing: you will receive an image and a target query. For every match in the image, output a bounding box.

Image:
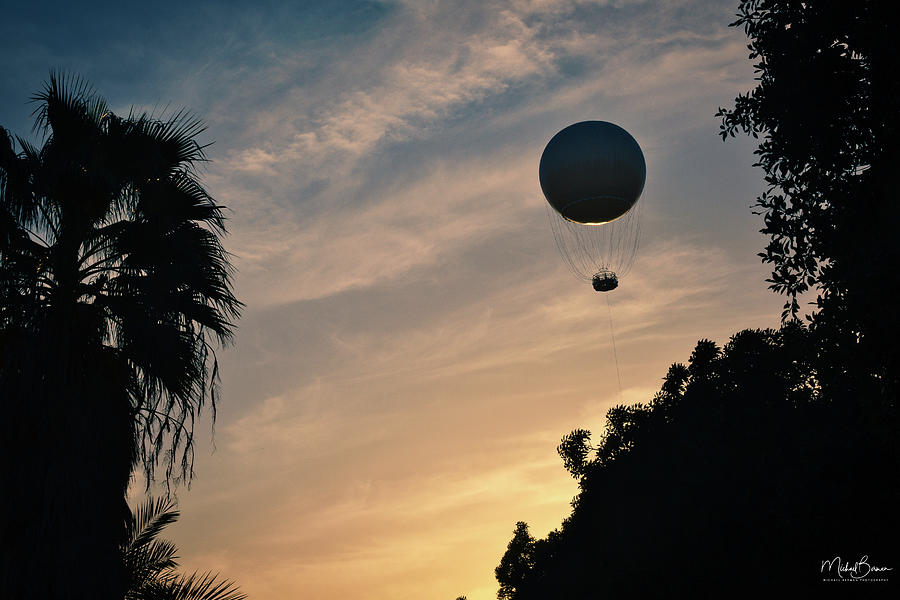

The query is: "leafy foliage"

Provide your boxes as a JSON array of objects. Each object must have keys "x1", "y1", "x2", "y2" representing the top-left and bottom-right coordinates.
[
  {"x1": 716, "y1": 0, "x2": 899, "y2": 389},
  {"x1": 496, "y1": 326, "x2": 898, "y2": 597},
  {"x1": 494, "y1": 522, "x2": 536, "y2": 600}
]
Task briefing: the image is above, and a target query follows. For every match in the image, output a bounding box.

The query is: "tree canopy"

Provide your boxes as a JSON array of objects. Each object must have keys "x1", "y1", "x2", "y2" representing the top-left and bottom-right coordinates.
[
  {"x1": 716, "y1": 0, "x2": 899, "y2": 391},
  {"x1": 496, "y1": 326, "x2": 897, "y2": 596}
]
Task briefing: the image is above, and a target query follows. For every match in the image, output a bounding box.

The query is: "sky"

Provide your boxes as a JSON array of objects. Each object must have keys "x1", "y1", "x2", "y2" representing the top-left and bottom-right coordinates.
[{"x1": 2, "y1": 1, "x2": 787, "y2": 598}]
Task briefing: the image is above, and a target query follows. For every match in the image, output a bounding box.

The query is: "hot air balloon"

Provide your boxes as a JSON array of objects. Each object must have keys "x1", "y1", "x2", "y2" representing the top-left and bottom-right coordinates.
[{"x1": 540, "y1": 121, "x2": 646, "y2": 292}]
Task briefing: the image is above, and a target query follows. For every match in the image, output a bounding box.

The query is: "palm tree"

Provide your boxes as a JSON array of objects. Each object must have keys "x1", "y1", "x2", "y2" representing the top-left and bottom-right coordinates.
[
  {"x1": 124, "y1": 497, "x2": 246, "y2": 600},
  {"x1": 0, "y1": 73, "x2": 241, "y2": 598}
]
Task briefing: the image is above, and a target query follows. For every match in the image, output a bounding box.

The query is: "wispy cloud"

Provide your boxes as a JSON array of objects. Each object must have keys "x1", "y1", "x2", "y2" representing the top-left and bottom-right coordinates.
[
  {"x1": 93, "y1": 2, "x2": 777, "y2": 599},
  {"x1": 223, "y1": 4, "x2": 554, "y2": 176},
  {"x1": 193, "y1": 0, "x2": 756, "y2": 317}
]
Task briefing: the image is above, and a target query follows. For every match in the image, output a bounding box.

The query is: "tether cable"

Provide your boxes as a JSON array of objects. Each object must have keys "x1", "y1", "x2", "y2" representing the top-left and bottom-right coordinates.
[{"x1": 607, "y1": 293, "x2": 622, "y2": 395}]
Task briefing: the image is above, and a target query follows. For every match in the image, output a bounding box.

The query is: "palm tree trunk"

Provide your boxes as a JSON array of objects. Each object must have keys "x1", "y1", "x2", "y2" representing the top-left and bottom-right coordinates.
[{"x1": 1, "y1": 322, "x2": 134, "y2": 599}]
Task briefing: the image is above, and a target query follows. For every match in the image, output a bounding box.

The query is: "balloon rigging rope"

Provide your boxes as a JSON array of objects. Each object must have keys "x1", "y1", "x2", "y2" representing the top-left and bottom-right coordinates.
[
  {"x1": 547, "y1": 203, "x2": 642, "y2": 280},
  {"x1": 607, "y1": 293, "x2": 623, "y2": 396},
  {"x1": 546, "y1": 202, "x2": 634, "y2": 395}
]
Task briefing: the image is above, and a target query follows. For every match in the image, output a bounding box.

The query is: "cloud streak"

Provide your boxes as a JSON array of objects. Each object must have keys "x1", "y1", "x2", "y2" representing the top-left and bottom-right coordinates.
[
  {"x1": 193, "y1": 1, "x2": 758, "y2": 321},
  {"x1": 0, "y1": 2, "x2": 784, "y2": 599}
]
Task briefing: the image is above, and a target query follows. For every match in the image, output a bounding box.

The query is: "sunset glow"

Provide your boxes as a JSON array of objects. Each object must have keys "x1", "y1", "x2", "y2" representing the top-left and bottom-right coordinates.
[{"x1": 1, "y1": 1, "x2": 788, "y2": 598}]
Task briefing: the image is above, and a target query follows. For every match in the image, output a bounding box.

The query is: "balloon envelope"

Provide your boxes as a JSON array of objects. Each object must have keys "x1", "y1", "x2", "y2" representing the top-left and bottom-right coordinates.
[{"x1": 539, "y1": 121, "x2": 646, "y2": 224}]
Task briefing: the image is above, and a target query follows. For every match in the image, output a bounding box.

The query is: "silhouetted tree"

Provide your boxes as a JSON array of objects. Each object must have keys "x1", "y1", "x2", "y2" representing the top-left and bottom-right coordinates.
[
  {"x1": 495, "y1": 522, "x2": 535, "y2": 600},
  {"x1": 0, "y1": 73, "x2": 241, "y2": 598},
  {"x1": 124, "y1": 497, "x2": 246, "y2": 600},
  {"x1": 717, "y1": 0, "x2": 900, "y2": 393},
  {"x1": 497, "y1": 326, "x2": 897, "y2": 597}
]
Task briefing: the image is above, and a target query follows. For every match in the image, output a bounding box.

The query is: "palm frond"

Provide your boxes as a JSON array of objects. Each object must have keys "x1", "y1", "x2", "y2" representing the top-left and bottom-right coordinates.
[
  {"x1": 29, "y1": 70, "x2": 107, "y2": 137},
  {"x1": 1, "y1": 135, "x2": 50, "y2": 235},
  {"x1": 3, "y1": 73, "x2": 241, "y2": 488},
  {"x1": 136, "y1": 173, "x2": 226, "y2": 233},
  {"x1": 141, "y1": 572, "x2": 247, "y2": 600},
  {"x1": 124, "y1": 537, "x2": 180, "y2": 595},
  {"x1": 126, "y1": 497, "x2": 180, "y2": 548},
  {"x1": 122, "y1": 498, "x2": 246, "y2": 600}
]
